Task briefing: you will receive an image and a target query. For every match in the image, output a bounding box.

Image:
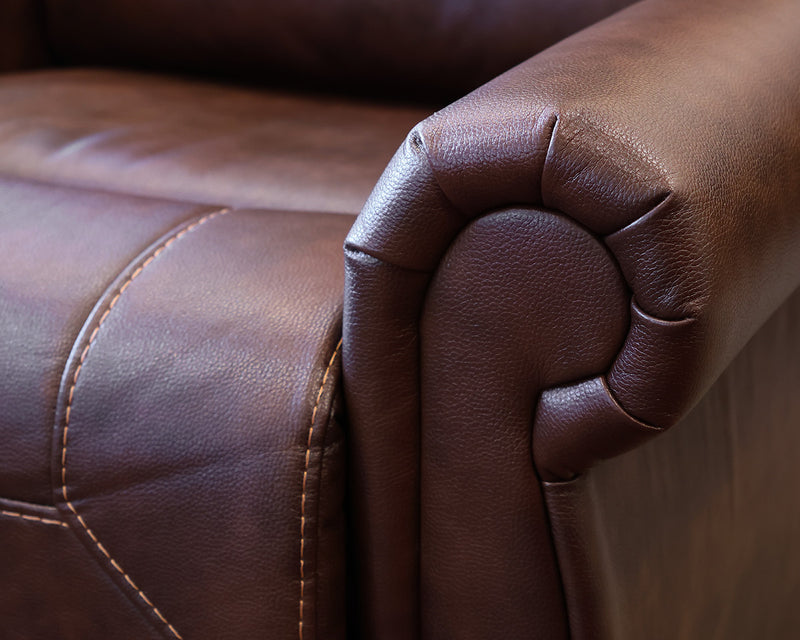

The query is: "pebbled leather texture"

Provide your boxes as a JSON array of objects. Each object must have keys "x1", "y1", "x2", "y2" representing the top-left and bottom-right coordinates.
[
  {"x1": 0, "y1": 176, "x2": 352, "y2": 639},
  {"x1": 344, "y1": 0, "x2": 800, "y2": 636},
  {"x1": 0, "y1": 69, "x2": 430, "y2": 215},
  {"x1": 43, "y1": 0, "x2": 635, "y2": 101},
  {"x1": 2, "y1": 0, "x2": 799, "y2": 636},
  {"x1": 418, "y1": 208, "x2": 628, "y2": 639}
]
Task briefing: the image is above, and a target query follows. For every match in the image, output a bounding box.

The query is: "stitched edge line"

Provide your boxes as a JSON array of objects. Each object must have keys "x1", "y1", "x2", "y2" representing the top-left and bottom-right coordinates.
[
  {"x1": 1, "y1": 509, "x2": 68, "y2": 528},
  {"x1": 60, "y1": 208, "x2": 230, "y2": 640},
  {"x1": 299, "y1": 338, "x2": 343, "y2": 640}
]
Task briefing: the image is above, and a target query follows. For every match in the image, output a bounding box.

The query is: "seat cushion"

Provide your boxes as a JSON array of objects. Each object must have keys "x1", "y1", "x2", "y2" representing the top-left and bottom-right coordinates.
[
  {"x1": 0, "y1": 175, "x2": 351, "y2": 638},
  {"x1": 0, "y1": 68, "x2": 430, "y2": 214}
]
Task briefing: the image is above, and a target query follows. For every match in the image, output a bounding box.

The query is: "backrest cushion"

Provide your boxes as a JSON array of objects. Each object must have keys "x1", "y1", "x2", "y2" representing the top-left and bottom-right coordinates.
[
  {"x1": 1, "y1": 0, "x2": 48, "y2": 72},
  {"x1": 45, "y1": 0, "x2": 636, "y2": 100}
]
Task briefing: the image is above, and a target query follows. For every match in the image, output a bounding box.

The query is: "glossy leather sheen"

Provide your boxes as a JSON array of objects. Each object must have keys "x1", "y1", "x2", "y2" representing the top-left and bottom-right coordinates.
[
  {"x1": 2, "y1": 0, "x2": 799, "y2": 636},
  {"x1": 0, "y1": 176, "x2": 352, "y2": 639},
  {"x1": 0, "y1": 69, "x2": 429, "y2": 214},
  {"x1": 545, "y1": 286, "x2": 800, "y2": 639},
  {"x1": 44, "y1": 0, "x2": 635, "y2": 100},
  {"x1": 0, "y1": 176, "x2": 214, "y2": 505},
  {"x1": 344, "y1": 0, "x2": 800, "y2": 636}
]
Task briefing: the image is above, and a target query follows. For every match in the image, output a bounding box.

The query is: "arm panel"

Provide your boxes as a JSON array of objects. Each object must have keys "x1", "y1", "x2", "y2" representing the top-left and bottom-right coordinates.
[{"x1": 344, "y1": 0, "x2": 800, "y2": 636}]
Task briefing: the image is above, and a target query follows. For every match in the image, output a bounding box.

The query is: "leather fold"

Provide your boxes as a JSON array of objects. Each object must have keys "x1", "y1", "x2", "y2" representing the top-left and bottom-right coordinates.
[{"x1": 533, "y1": 376, "x2": 660, "y2": 483}]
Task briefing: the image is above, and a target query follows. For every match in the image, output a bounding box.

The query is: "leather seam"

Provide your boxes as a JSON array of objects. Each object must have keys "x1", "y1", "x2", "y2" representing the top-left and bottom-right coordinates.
[
  {"x1": 59, "y1": 207, "x2": 231, "y2": 640},
  {"x1": 0, "y1": 509, "x2": 68, "y2": 528},
  {"x1": 299, "y1": 338, "x2": 343, "y2": 640},
  {"x1": 314, "y1": 397, "x2": 341, "y2": 634}
]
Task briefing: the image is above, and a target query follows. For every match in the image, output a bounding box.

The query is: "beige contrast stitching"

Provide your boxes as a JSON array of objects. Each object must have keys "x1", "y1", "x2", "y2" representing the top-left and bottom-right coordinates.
[
  {"x1": 61, "y1": 209, "x2": 230, "y2": 640},
  {"x1": 1, "y1": 509, "x2": 69, "y2": 528},
  {"x1": 299, "y1": 338, "x2": 342, "y2": 640}
]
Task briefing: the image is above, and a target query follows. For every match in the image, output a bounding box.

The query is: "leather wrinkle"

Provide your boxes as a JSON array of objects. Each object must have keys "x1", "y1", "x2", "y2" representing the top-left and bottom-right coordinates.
[
  {"x1": 527, "y1": 371, "x2": 660, "y2": 475},
  {"x1": 595, "y1": 375, "x2": 659, "y2": 434},
  {"x1": 300, "y1": 338, "x2": 343, "y2": 640},
  {"x1": 542, "y1": 114, "x2": 561, "y2": 204},
  {"x1": 628, "y1": 297, "x2": 694, "y2": 328},
  {"x1": 52, "y1": 206, "x2": 232, "y2": 640}
]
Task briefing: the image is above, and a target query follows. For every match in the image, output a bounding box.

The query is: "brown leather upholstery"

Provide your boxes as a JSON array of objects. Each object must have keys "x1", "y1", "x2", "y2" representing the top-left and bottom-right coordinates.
[
  {"x1": 0, "y1": 176, "x2": 351, "y2": 638},
  {"x1": 0, "y1": 178, "x2": 215, "y2": 505},
  {"x1": 545, "y1": 289, "x2": 800, "y2": 640},
  {"x1": 44, "y1": 0, "x2": 635, "y2": 100},
  {"x1": 1, "y1": 0, "x2": 799, "y2": 637},
  {"x1": 0, "y1": 69, "x2": 429, "y2": 214},
  {"x1": 0, "y1": 497, "x2": 159, "y2": 638},
  {"x1": 344, "y1": 0, "x2": 800, "y2": 636}
]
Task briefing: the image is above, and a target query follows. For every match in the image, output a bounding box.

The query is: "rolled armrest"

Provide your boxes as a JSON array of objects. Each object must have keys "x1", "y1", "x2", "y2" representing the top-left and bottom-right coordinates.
[
  {"x1": 343, "y1": 0, "x2": 800, "y2": 637},
  {"x1": 0, "y1": 0, "x2": 48, "y2": 72}
]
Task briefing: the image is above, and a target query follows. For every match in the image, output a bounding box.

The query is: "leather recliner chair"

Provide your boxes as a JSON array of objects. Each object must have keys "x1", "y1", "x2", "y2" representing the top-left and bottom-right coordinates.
[{"x1": 1, "y1": 0, "x2": 799, "y2": 638}]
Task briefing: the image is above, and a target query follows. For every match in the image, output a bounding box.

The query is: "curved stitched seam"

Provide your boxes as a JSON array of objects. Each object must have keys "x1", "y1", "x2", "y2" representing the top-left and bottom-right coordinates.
[
  {"x1": 1, "y1": 509, "x2": 68, "y2": 528},
  {"x1": 312, "y1": 398, "x2": 341, "y2": 633},
  {"x1": 60, "y1": 207, "x2": 230, "y2": 640},
  {"x1": 300, "y1": 338, "x2": 342, "y2": 640}
]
